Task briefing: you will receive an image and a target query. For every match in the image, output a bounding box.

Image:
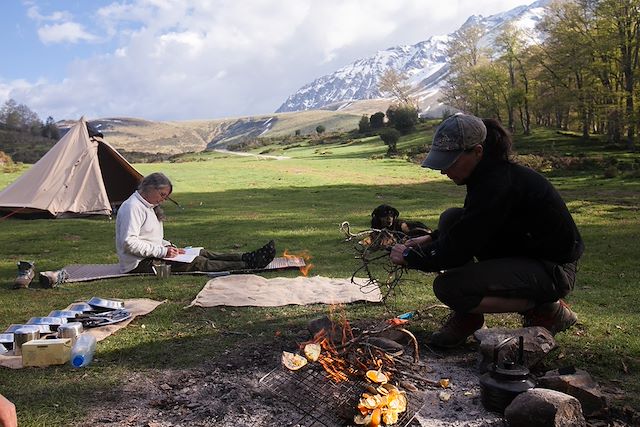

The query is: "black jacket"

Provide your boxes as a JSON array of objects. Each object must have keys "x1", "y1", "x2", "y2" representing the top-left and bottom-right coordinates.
[{"x1": 405, "y1": 158, "x2": 584, "y2": 272}]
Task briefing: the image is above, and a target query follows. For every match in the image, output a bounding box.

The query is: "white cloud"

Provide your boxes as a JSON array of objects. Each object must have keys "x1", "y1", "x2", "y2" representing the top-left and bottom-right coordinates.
[
  {"x1": 5, "y1": 0, "x2": 533, "y2": 121},
  {"x1": 37, "y1": 22, "x2": 100, "y2": 44}
]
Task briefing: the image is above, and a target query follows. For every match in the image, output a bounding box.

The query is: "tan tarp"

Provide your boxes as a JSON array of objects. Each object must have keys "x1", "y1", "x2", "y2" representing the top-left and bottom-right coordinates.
[
  {"x1": 0, "y1": 117, "x2": 142, "y2": 217},
  {"x1": 0, "y1": 298, "x2": 164, "y2": 369},
  {"x1": 188, "y1": 274, "x2": 382, "y2": 307}
]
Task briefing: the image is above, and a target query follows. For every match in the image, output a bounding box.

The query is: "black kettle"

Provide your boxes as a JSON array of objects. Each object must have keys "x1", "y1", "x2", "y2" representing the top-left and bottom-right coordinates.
[{"x1": 479, "y1": 336, "x2": 536, "y2": 413}]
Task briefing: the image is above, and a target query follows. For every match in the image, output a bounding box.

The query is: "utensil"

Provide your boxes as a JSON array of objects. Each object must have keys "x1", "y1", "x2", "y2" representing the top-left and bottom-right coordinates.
[{"x1": 13, "y1": 327, "x2": 40, "y2": 356}]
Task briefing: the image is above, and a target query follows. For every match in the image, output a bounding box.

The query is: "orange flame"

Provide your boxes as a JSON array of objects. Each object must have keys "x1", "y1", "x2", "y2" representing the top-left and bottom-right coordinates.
[{"x1": 283, "y1": 249, "x2": 314, "y2": 276}]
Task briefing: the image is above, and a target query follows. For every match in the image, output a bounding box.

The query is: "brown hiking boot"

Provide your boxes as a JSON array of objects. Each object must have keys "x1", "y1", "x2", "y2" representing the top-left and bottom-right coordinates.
[
  {"x1": 38, "y1": 269, "x2": 69, "y2": 288},
  {"x1": 522, "y1": 300, "x2": 578, "y2": 335},
  {"x1": 14, "y1": 261, "x2": 35, "y2": 289},
  {"x1": 429, "y1": 312, "x2": 485, "y2": 348}
]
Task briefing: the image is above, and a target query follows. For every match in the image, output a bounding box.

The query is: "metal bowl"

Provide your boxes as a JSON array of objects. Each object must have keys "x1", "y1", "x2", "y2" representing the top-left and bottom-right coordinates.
[
  {"x1": 27, "y1": 316, "x2": 68, "y2": 332},
  {"x1": 48, "y1": 310, "x2": 82, "y2": 321},
  {"x1": 87, "y1": 297, "x2": 125, "y2": 311},
  {"x1": 67, "y1": 302, "x2": 95, "y2": 313},
  {"x1": 0, "y1": 333, "x2": 13, "y2": 350},
  {"x1": 5, "y1": 324, "x2": 50, "y2": 334}
]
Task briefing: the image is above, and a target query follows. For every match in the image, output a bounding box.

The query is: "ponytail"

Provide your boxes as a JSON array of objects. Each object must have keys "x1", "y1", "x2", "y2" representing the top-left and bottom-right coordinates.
[{"x1": 481, "y1": 118, "x2": 512, "y2": 162}]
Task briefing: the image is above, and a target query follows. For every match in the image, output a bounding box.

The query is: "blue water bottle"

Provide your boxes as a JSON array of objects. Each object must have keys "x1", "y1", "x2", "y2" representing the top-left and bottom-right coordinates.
[{"x1": 70, "y1": 333, "x2": 97, "y2": 368}]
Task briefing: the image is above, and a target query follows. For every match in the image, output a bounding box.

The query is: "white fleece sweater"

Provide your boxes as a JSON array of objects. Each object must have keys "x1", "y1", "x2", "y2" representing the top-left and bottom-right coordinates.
[{"x1": 116, "y1": 191, "x2": 171, "y2": 273}]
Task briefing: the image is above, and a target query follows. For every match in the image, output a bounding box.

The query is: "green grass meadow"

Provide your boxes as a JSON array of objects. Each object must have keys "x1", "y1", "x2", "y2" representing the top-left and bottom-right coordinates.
[{"x1": 1, "y1": 126, "x2": 639, "y2": 425}]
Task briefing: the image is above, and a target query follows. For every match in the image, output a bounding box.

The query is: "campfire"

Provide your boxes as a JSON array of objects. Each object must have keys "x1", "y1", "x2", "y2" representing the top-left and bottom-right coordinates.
[
  {"x1": 279, "y1": 311, "x2": 425, "y2": 426},
  {"x1": 283, "y1": 249, "x2": 314, "y2": 276}
]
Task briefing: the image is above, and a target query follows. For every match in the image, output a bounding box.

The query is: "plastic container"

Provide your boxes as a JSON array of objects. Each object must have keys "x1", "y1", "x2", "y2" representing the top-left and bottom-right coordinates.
[{"x1": 70, "y1": 333, "x2": 97, "y2": 368}]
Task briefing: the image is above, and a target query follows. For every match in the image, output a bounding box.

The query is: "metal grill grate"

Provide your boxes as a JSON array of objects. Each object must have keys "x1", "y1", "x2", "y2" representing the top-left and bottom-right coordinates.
[{"x1": 260, "y1": 363, "x2": 425, "y2": 427}]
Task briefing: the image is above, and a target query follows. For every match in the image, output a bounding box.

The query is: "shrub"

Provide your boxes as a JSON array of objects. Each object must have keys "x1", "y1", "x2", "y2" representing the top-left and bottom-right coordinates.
[
  {"x1": 358, "y1": 115, "x2": 371, "y2": 133},
  {"x1": 379, "y1": 128, "x2": 401, "y2": 156}
]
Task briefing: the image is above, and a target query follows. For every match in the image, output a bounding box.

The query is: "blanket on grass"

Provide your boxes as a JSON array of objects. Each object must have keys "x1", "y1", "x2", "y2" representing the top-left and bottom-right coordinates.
[
  {"x1": 63, "y1": 256, "x2": 306, "y2": 282},
  {"x1": 187, "y1": 274, "x2": 382, "y2": 307},
  {"x1": 0, "y1": 298, "x2": 164, "y2": 369}
]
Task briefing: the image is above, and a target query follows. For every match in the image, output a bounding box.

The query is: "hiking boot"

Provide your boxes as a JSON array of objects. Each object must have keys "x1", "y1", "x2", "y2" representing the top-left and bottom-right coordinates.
[
  {"x1": 429, "y1": 312, "x2": 485, "y2": 348},
  {"x1": 14, "y1": 261, "x2": 35, "y2": 289},
  {"x1": 39, "y1": 269, "x2": 69, "y2": 288},
  {"x1": 522, "y1": 300, "x2": 578, "y2": 335},
  {"x1": 242, "y1": 240, "x2": 276, "y2": 269}
]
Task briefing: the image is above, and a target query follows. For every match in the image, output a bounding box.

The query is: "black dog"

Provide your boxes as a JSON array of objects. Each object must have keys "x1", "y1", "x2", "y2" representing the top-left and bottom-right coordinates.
[{"x1": 370, "y1": 204, "x2": 432, "y2": 239}]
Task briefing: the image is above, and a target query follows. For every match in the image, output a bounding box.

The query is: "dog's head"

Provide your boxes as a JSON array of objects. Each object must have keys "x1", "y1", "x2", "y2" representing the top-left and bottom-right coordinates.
[{"x1": 371, "y1": 204, "x2": 399, "y2": 229}]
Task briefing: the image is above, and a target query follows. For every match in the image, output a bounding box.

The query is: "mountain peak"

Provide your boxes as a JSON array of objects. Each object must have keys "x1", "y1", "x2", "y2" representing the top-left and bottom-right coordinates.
[{"x1": 276, "y1": 1, "x2": 547, "y2": 116}]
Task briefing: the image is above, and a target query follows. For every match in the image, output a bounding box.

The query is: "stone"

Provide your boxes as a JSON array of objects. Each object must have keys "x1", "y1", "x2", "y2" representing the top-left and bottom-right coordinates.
[
  {"x1": 474, "y1": 327, "x2": 556, "y2": 373},
  {"x1": 537, "y1": 368, "x2": 608, "y2": 417},
  {"x1": 505, "y1": 388, "x2": 586, "y2": 427}
]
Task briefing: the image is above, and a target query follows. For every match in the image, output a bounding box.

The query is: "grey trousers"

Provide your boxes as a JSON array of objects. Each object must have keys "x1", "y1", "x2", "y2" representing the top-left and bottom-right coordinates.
[{"x1": 131, "y1": 249, "x2": 246, "y2": 273}]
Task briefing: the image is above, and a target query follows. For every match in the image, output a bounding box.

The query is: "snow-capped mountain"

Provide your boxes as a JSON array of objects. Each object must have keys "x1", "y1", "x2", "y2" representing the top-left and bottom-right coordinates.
[{"x1": 276, "y1": 0, "x2": 549, "y2": 115}]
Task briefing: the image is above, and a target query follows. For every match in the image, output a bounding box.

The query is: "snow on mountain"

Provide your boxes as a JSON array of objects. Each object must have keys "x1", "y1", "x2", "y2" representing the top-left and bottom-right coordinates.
[{"x1": 276, "y1": 0, "x2": 549, "y2": 115}]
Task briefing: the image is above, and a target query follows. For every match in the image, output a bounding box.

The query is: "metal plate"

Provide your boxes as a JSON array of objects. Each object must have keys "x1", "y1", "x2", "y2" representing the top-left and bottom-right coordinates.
[{"x1": 87, "y1": 297, "x2": 125, "y2": 311}]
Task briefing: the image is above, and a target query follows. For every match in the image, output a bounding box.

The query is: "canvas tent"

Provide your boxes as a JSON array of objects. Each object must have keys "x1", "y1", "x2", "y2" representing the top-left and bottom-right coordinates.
[{"x1": 0, "y1": 117, "x2": 143, "y2": 218}]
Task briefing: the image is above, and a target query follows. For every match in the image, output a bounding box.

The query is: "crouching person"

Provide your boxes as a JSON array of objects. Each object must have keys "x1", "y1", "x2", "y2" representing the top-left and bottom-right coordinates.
[
  {"x1": 390, "y1": 114, "x2": 583, "y2": 348},
  {"x1": 116, "y1": 172, "x2": 275, "y2": 274}
]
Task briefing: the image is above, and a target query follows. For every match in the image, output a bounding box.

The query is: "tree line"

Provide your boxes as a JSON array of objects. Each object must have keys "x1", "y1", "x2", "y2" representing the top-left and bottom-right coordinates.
[
  {"x1": 440, "y1": 0, "x2": 640, "y2": 149},
  {"x1": 0, "y1": 99, "x2": 59, "y2": 140}
]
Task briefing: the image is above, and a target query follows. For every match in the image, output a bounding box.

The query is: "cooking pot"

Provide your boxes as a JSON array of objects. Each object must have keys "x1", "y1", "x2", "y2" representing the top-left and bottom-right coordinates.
[
  {"x1": 57, "y1": 322, "x2": 84, "y2": 344},
  {"x1": 13, "y1": 326, "x2": 40, "y2": 356}
]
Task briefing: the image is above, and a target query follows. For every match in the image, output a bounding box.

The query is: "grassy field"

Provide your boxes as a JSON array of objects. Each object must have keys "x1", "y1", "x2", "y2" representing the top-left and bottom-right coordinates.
[{"x1": 0, "y1": 125, "x2": 639, "y2": 425}]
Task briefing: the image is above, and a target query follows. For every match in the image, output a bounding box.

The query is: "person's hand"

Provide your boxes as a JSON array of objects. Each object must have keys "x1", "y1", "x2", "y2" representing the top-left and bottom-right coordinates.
[
  {"x1": 165, "y1": 246, "x2": 181, "y2": 258},
  {"x1": 0, "y1": 394, "x2": 17, "y2": 427},
  {"x1": 404, "y1": 234, "x2": 432, "y2": 248},
  {"x1": 390, "y1": 244, "x2": 408, "y2": 266}
]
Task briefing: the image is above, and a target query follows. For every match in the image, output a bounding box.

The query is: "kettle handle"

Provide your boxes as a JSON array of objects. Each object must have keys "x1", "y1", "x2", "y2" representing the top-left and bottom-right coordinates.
[{"x1": 493, "y1": 336, "x2": 524, "y2": 365}]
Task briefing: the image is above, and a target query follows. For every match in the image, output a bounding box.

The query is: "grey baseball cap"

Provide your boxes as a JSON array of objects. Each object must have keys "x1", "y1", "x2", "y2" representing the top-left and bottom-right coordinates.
[{"x1": 422, "y1": 113, "x2": 487, "y2": 170}]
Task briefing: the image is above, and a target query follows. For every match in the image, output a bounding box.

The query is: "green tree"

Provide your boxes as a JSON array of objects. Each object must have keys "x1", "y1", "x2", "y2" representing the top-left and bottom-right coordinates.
[
  {"x1": 0, "y1": 99, "x2": 41, "y2": 131},
  {"x1": 386, "y1": 104, "x2": 418, "y2": 134},
  {"x1": 379, "y1": 128, "x2": 401, "y2": 156},
  {"x1": 358, "y1": 115, "x2": 371, "y2": 133},
  {"x1": 315, "y1": 125, "x2": 326, "y2": 135},
  {"x1": 41, "y1": 116, "x2": 60, "y2": 139},
  {"x1": 370, "y1": 112, "x2": 385, "y2": 129}
]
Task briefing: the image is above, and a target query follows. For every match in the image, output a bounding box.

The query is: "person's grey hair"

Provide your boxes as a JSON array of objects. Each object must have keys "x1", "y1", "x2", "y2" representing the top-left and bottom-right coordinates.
[{"x1": 138, "y1": 172, "x2": 172, "y2": 221}]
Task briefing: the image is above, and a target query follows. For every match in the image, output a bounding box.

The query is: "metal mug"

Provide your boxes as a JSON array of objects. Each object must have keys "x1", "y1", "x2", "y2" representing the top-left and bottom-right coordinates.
[{"x1": 154, "y1": 264, "x2": 171, "y2": 279}]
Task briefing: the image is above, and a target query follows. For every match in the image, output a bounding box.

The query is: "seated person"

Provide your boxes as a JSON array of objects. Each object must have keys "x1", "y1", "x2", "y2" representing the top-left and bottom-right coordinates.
[{"x1": 116, "y1": 172, "x2": 275, "y2": 274}]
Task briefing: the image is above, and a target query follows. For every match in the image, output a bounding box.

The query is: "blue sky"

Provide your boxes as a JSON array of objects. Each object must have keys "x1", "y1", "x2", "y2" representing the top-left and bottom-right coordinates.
[{"x1": 1, "y1": 0, "x2": 531, "y2": 122}]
